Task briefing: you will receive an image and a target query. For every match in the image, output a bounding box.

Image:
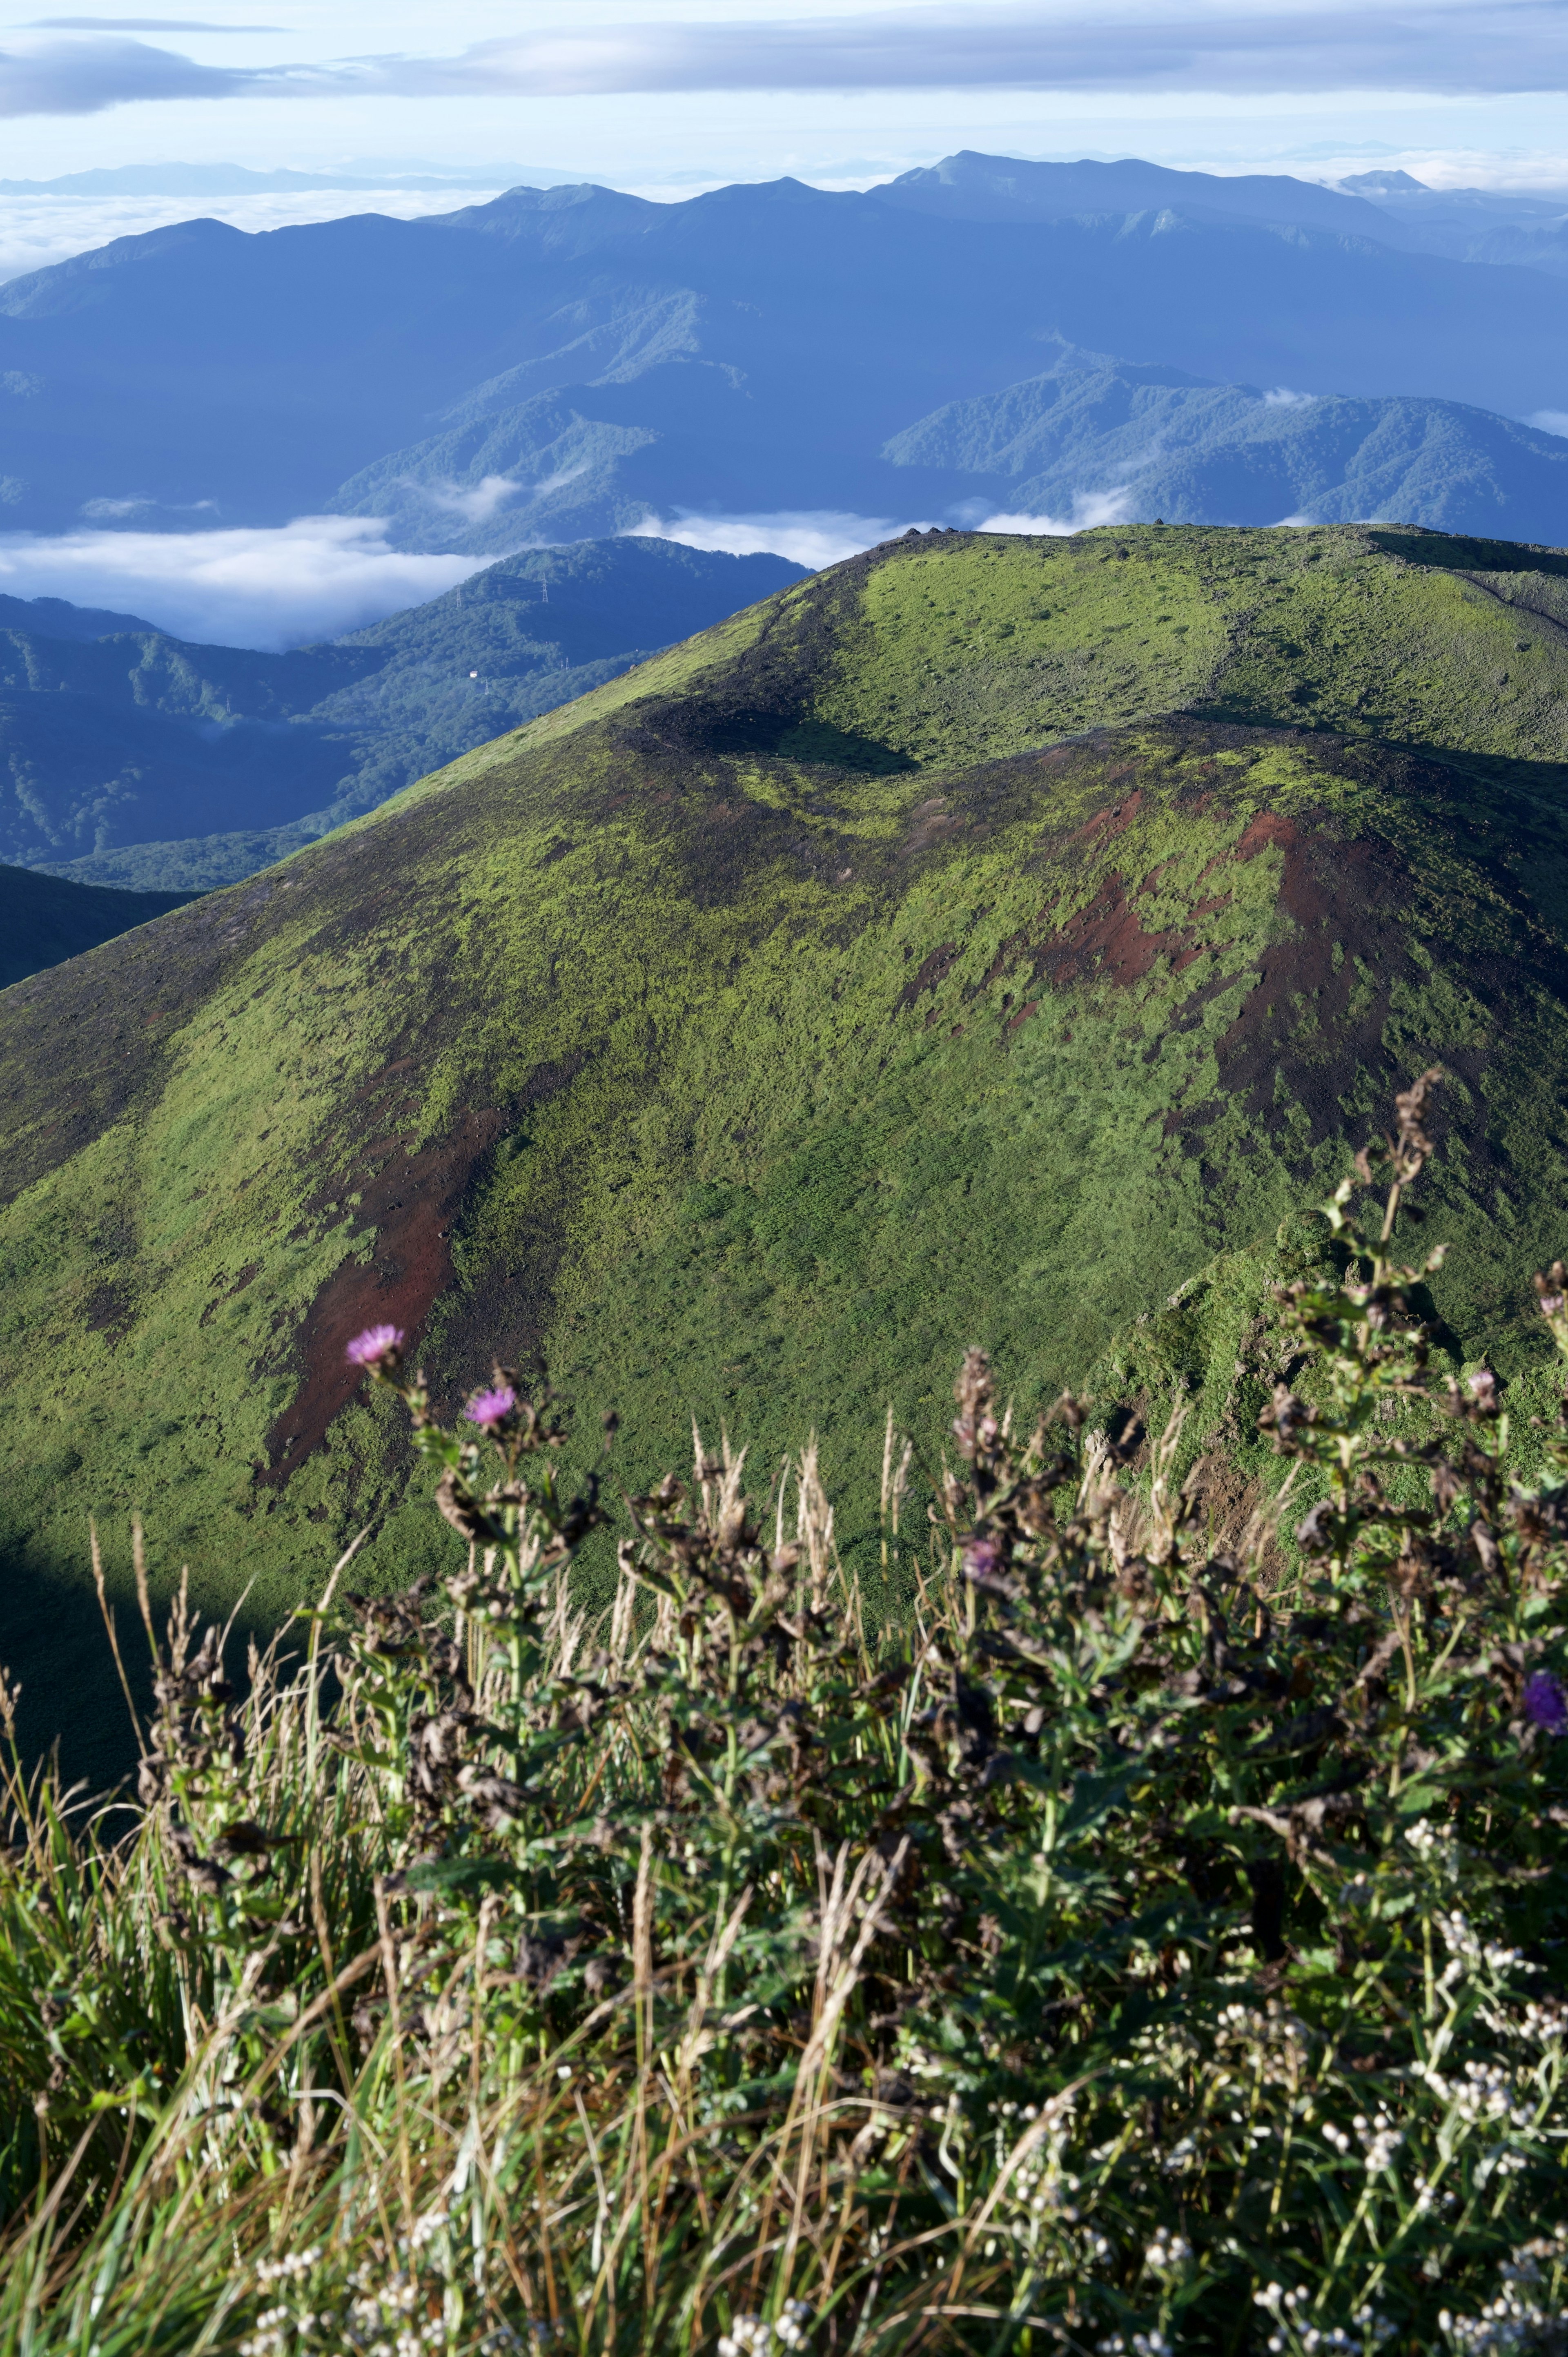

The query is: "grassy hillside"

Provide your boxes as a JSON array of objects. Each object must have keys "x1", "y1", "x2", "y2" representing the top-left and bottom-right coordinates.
[{"x1": 6, "y1": 519, "x2": 1568, "y2": 1781}]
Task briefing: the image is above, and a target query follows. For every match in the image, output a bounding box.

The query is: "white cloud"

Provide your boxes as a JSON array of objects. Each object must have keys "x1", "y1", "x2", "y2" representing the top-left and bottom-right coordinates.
[
  {"x1": 1262, "y1": 387, "x2": 1317, "y2": 406},
  {"x1": 978, "y1": 489, "x2": 1137, "y2": 533},
  {"x1": 627, "y1": 507, "x2": 933, "y2": 567},
  {"x1": 0, "y1": 514, "x2": 486, "y2": 647},
  {"x1": 405, "y1": 464, "x2": 588, "y2": 523},
  {"x1": 630, "y1": 494, "x2": 1147, "y2": 565},
  {"x1": 9, "y1": 5, "x2": 1568, "y2": 123},
  {"x1": 0, "y1": 185, "x2": 512, "y2": 283},
  {"x1": 1528, "y1": 408, "x2": 1568, "y2": 436}
]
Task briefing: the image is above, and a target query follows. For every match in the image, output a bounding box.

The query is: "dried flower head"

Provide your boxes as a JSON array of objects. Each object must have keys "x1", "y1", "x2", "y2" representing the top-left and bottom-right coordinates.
[
  {"x1": 345, "y1": 1323, "x2": 404, "y2": 1369},
  {"x1": 466, "y1": 1383, "x2": 517, "y2": 1431}
]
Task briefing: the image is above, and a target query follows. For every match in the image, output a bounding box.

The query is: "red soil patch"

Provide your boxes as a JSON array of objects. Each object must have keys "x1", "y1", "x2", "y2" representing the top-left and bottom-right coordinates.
[
  {"x1": 898, "y1": 941, "x2": 958, "y2": 1011},
  {"x1": 1234, "y1": 811, "x2": 1297, "y2": 860},
  {"x1": 258, "y1": 1110, "x2": 504, "y2": 1487},
  {"x1": 1025, "y1": 872, "x2": 1191, "y2": 997}
]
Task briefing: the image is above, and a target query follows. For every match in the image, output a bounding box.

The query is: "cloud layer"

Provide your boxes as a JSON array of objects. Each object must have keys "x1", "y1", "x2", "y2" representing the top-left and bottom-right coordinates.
[
  {"x1": 0, "y1": 185, "x2": 514, "y2": 284},
  {"x1": 629, "y1": 499, "x2": 1138, "y2": 566},
  {"x1": 5, "y1": 4, "x2": 1568, "y2": 119},
  {"x1": 0, "y1": 516, "x2": 487, "y2": 648}
]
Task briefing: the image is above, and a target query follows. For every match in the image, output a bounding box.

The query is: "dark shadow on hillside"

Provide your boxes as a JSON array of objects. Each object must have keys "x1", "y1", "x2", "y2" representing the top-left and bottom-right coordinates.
[{"x1": 1368, "y1": 526, "x2": 1568, "y2": 578}]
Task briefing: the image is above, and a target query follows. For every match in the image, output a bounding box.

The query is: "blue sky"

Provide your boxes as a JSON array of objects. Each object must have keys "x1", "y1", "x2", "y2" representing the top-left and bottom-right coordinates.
[{"x1": 2, "y1": 0, "x2": 1568, "y2": 192}]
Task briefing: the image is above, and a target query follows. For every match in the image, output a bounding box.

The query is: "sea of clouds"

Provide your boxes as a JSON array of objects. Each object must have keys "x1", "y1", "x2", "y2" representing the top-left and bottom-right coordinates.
[
  {"x1": 0, "y1": 186, "x2": 514, "y2": 283},
  {"x1": 0, "y1": 516, "x2": 488, "y2": 647}
]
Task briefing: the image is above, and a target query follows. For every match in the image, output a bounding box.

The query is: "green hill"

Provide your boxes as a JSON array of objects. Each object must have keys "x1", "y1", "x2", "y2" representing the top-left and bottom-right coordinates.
[{"x1": 7, "y1": 517, "x2": 1568, "y2": 1780}]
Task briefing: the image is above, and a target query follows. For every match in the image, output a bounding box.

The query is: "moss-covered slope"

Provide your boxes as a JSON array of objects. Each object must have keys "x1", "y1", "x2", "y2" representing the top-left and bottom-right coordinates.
[{"x1": 7, "y1": 520, "x2": 1568, "y2": 1777}]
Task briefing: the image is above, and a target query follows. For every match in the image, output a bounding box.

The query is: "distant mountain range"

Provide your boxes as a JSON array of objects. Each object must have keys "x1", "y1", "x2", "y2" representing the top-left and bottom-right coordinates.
[
  {"x1": 5, "y1": 151, "x2": 1568, "y2": 551},
  {"x1": 884, "y1": 344, "x2": 1568, "y2": 538},
  {"x1": 3, "y1": 537, "x2": 804, "y2": 897}
]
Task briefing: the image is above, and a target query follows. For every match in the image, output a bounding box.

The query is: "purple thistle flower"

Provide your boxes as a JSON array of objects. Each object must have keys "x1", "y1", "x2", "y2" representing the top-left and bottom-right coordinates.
[
  {"x1": 345, "y1": 1323, "x2": 403, "y2": 1368},
  {"x1": 1523, "y1": 1671, "x2": 1568, "y2": 1735},
  {"x1": 963, "y1": 1534, "x2": 1004, "y2": 1581},
  {"x1": 466, "y1": 1383, "x2": 517, "y2": 1431}
]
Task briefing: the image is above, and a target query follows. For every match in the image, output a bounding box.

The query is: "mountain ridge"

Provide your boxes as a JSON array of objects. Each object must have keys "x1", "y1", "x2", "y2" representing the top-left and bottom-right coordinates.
[{"x1": 2, "y1": 161, "x2": 1568, "y2": 545}]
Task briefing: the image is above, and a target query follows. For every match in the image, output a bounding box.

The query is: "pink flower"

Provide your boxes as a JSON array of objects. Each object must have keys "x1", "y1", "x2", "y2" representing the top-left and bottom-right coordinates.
[
  {"x1": 466, "y1": 1383, "x2": 517, "y2": 1430},
  {"x1": 346, "y1": 1323, "x2": 403, "y2": 1368}
]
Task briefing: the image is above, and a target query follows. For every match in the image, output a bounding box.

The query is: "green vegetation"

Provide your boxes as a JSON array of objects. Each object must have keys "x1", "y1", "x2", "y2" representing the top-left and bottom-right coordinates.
[
  {"x1": 7, "y1": 522, "x2": 1568, "y2": 1784},
  {"x1": 3, "y1": 1105, "x2": 1568, "y2": 2352}
]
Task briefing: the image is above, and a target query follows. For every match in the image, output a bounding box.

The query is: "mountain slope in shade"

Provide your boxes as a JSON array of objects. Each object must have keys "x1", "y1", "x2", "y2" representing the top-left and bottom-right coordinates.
[
  {"x1": 0, "y1": 863, "x2": 197, "y2": 989},
  {"x1": 7, "y1": 521, "x2": 1568, "y2": 1779}
]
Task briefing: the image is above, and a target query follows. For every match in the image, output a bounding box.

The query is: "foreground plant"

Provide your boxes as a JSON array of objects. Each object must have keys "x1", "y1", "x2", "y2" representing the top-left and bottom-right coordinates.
[{"x1": 0, "y1": 1078, "x2": 1566, "y2": 2354}]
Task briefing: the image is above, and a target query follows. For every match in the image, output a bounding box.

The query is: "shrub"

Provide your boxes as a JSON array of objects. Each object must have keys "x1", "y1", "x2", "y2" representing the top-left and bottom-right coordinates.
[{"x1": 1, "y1": 1076, "x2": 1566, "y2": 2355}]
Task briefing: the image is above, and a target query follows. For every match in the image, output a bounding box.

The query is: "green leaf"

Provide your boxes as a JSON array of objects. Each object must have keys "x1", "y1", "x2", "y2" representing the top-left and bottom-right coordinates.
[{"x1": 401, "y1": 1856, "x2": 520, "y2": 1895}]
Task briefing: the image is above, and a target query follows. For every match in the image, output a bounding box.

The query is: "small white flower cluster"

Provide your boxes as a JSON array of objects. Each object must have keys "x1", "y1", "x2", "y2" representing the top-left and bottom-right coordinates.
[
  {"x1": 1098, "y1": 2332, "x2": 1172, "y2": 2356},
  {"x1": 1354, "y1": 2109, "x2": 1404, "y2": 2174},
  {"x1": 717, "y1": 2301, "x2": 812, "y2": 2357},
  {"x1": 1439, "y1": 2284, "x2": 1568, "y2": 2353},
  {"x1": 346, "y1": 2266, "x2": 449, "y2": 2357},
  {"x1": 1405, "y1": 1820, "x2": 1460, "y2": 1880},
  {"x1": 1422, "y1": 2058, "x2": 1536, "y2": 2136},
  {"x1": 256, "y1": 2251, "x2": 325, "y2": 2286},
  {"x1": 1254, "y1": 2286, "x2": 1392, "y2": 2354},
  {"x1": 1212, "y1": 2000, "x2": 1310, "y2": 2087},
  {"x1": 1435, "y1": 1912, "x2": 1528, "y2": 1985},
  {"x1": 1144, "y1": 2232, "x2": 1192, "y2": 2274},
  {"x1": 240, "y1": 2248, "x2": 327, "y2": 2356}
]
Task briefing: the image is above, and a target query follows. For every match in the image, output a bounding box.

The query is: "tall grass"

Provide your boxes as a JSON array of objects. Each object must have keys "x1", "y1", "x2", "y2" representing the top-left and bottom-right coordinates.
[{"x1": 2, "y1": 1076, "x2": 1567, "y2": 2355}]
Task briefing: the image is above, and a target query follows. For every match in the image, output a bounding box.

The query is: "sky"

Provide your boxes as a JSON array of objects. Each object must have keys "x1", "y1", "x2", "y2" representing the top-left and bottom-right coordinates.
[
  {"x1": 2, "y1": 0, "x2": 1567, "y2": 646},
  {"x1": 2, "y1": 0, "x2": 1568, "y2": 196}
]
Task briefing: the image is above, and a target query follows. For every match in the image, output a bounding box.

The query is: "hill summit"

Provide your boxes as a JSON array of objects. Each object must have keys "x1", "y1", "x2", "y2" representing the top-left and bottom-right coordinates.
[{"x1": 6, "y1": 518, "x2": 1568, "y2": 1777}]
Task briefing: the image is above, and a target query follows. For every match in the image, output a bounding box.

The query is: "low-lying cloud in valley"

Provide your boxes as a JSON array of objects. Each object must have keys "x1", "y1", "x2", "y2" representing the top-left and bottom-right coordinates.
[
  {"x1": 627, "y1": 510, "x2": 932, "y2": 569},
  {"x1": 630, "y1": 498, "x2": 1139, "y2": 567},
  {"x1": 0, "y1": 515, "x2": 487, "y2": 647}
]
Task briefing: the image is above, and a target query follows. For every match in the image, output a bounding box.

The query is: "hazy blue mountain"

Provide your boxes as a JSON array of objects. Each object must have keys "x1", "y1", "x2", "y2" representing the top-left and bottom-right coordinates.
[
  {"x1": 870, "y1": 150, "x2": 1419, "y2": 242},
  {"x1": 1335, "y1": 170, "x2": 1568, "y2": 279},
  {"x1": 0, "y1": 864, "x2": 196, "y2": 991},
  {"x1": 4, "y1": 162, "x2": 1568, "y2": 545},
  {"x1": 0, "y1": 591, "x2": 159, "y2": 639},
  {"x1": 9, "y1": 538, "x2": 804, "y2": 894},
  {"x1": 884, "y1": 348, "x2": 1568, "y2": 537}
]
